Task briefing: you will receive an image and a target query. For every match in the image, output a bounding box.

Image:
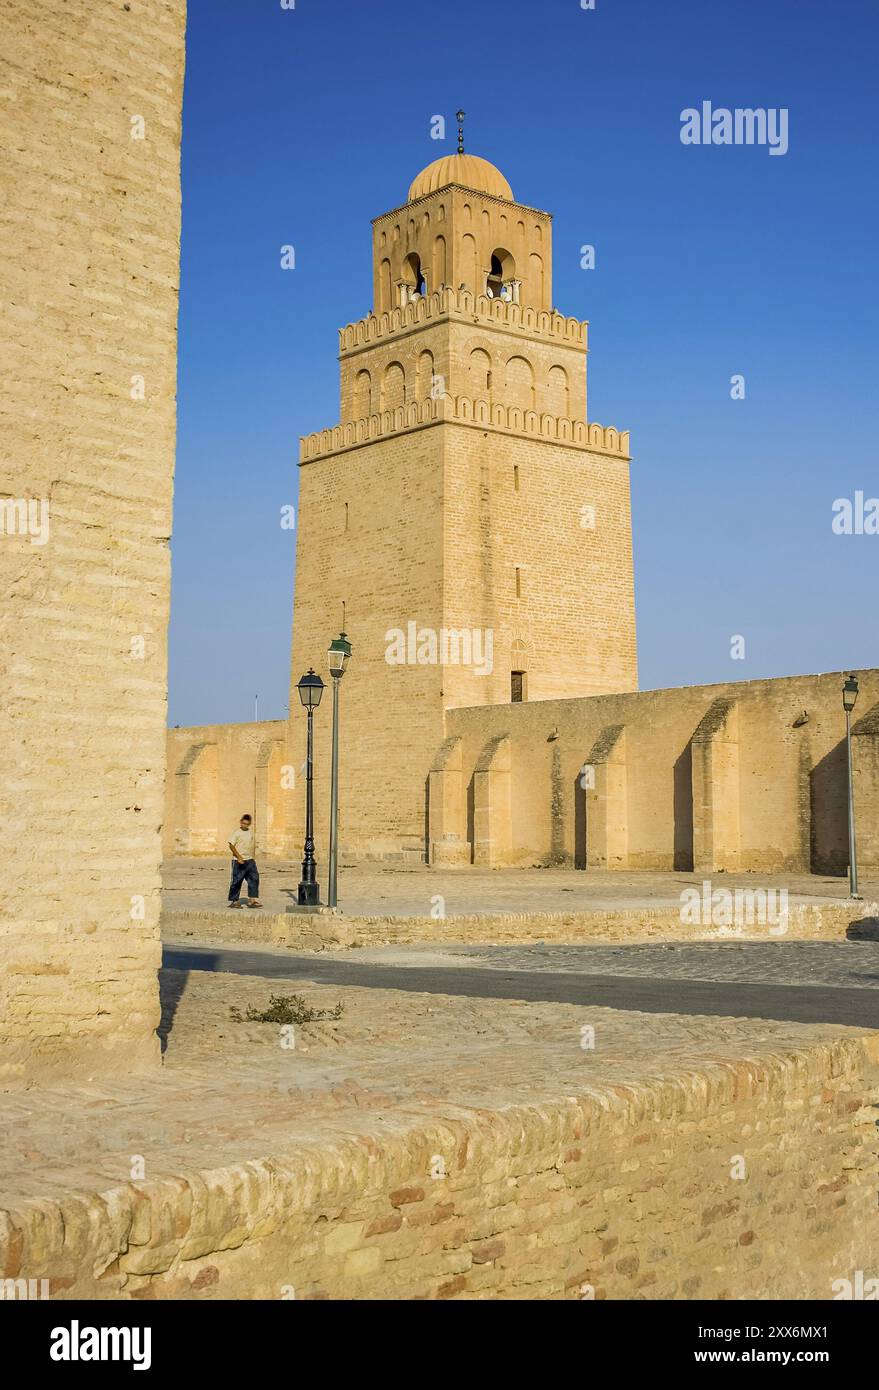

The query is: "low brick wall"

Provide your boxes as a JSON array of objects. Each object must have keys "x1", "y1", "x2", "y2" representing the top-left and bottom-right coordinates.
[
  {"x1": 162, "y1": 900, "x2": 879, "y2": 950},
  {"x1": 3, "y1": 1033, "x2": 877, "y2": 1299}
]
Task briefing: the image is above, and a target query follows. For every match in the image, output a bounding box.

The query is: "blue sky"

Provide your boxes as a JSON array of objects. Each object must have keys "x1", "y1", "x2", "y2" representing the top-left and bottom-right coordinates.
[{"x1": 169, "y1": 0, "x2": 878, "y2": 727}]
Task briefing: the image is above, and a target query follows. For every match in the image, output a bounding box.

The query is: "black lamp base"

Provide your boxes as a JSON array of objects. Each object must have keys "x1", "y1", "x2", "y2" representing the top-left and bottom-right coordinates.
[{"x1": 297, "y1": 881, "x2": 321, "y2": 907}]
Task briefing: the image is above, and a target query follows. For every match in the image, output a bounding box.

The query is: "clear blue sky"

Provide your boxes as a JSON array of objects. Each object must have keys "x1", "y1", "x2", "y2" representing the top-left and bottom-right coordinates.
[{"x1": 169, "y1": 0, "x2": 878, "y2": 727}]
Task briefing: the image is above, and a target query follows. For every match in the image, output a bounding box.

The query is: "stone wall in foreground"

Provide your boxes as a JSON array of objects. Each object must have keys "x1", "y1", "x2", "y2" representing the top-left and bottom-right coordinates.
[
  {"x1": 3, "y1": 1034, "x2": 877, "y2": 1299},
  {"x1": 161, "y1": 900, "x2": 879, "y2": 951},
  {"x1": 0, "y1": 0, "x2": 186, "y2": 1079}
]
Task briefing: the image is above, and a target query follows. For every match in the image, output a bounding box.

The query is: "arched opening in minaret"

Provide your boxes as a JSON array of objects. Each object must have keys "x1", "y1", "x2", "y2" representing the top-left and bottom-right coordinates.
[
  {"x1": 487, "y1": 248, "x2": 516, "y2": 301},
  {"x1": 401, "y1": 252, "x2": 426, "y2": 304}
]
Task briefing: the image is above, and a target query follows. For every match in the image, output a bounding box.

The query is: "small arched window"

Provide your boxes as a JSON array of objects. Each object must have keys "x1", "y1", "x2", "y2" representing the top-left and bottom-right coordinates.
[
  {"x1": 487, "y1": 248, "x2": 516, "y2": 301},
  {"x1": 402, "y1": 252, "x2": 426, "y2": 301}
]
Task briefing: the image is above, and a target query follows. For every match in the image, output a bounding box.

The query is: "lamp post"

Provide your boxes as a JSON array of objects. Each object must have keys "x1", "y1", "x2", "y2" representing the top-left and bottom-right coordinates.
[
  {"x1": 327, "y1": 632, "x2": 352, "y2": 910},
  {"x1": 843, "y1": 673, "x2": 860, "y2": 899},
  {"x1": 296, "y1": 668, "x2": 324, "y2": 907}
]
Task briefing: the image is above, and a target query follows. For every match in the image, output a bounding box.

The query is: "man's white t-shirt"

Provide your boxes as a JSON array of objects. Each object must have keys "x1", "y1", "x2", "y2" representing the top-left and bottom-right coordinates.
[{"x1": 229, "y1": 826, "x2": 255, "y2": 860}]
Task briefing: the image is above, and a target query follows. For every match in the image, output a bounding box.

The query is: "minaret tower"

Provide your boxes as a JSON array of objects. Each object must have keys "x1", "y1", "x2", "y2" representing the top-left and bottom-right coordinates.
[{"x1": 290, "y1": 134, "x2": 636, "y2": 860}]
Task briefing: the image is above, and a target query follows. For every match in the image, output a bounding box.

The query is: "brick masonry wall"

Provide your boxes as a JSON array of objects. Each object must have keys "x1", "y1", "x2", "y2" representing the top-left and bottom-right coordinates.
[
  {"x1": 165, "y1": 669, "x2": 879, "y2": 867},
  {"x1": 853, "y1": 705, "x2": 879, "y2": 871},
  {"x1": 164, "y1": 721, "x2": 287, "y2": 857},
  {"x1": 339, "y1": 320, "x2": 449, "y2": 422},
  {"x1": 442, "y1": 424, "x2": 637, "y2": 709},
  {"x1": 161, "y1": 899, "x2": 877, "y2": 950},
  {"x1": 338, "y1": 318, "x2": 588, "y2": 426},
  {"x1": 444, "y1": 670, "x2": 879, "y2": 871},
  {"x1": 371, "y1": 186, "x2": 554, "y2": 315},
  {"x1": 281, "y1": 405, "x2": 637, "y2": 859},
  {"x1": 288, "y1": 427, "x2": 447, "y2": 860},
  {"x1": 3, "y1": 1033, "x2": 876, "y2": 1299},
  {"x1": 446, "y1": 319, "x2": 588, "y2": 421},
  {"x1": 0, "y1": 1, "x2": 186, "y2": 1078}
]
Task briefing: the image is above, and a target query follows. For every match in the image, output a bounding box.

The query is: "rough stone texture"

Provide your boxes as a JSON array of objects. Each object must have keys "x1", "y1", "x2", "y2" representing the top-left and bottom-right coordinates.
[
  {"x1": 440, "y1": 671, "x2": 879, "y2": 871},
  {"x1": 0, "y1": 0, "x2": 186, "y2": 1078},
  {"x1": 165, "y1": 672, "x2": 879, "y2": 870},
  {"x1": 398, "y1": 939, "x2": 879, "y2": 991},
  {"x1": 852, "y1": 704, "x2": 879, "y2": 874},
  {"x1": 1, "y1": 968, "x2": 876, "y2": 1300},
  {"x1": 160, "y1": 856, "x2": 879, "y2": 948},
  {"x1": 291, "y1": 423, "x2": 447, "y2": 862},
  {"x1": 162, "y1": 900, "x2": 877, "y2": 952},
  {"x1": 370, "y1": 180, "x2": 555, "y2": 315},
  {"x1": 164, "y1": 720, "x2": 286, "y2": 858}
]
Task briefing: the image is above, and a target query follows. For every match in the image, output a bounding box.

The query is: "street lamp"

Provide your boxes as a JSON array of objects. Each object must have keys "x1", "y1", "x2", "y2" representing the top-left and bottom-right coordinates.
[
  {"x1": 327, "y1": 632, "x2": 352, "y2": 910},
  {"x1": 296, "y1": 668, "x2": 324, "y2": 907},
  {"x1": 843, "y1": 674, "x2": 860, "y2": 899}
]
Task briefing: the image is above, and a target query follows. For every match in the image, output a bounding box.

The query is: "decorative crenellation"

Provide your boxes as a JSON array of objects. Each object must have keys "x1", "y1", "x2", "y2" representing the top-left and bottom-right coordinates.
[
  {"x1": 300, "y1": 393, "x2": 629, "y2": 463},
  {"x1": 339, "y1": 287, "x2": 587, "y2": 355}
]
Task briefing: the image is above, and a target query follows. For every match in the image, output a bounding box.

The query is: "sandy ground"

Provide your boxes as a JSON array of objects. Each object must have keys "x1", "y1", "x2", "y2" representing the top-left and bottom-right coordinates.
[
  {"x1": 162, "y1": 856, "x2": 874, "y2": 919},
  {"x1": 0, "y1": 962, "x2": 864, "y2": 1208}
]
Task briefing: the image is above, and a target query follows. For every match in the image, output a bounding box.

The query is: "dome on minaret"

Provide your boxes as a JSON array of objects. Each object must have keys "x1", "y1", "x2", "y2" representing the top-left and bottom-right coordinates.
[{"x1": 408, "y1": 153, "x2": 513, "y2": 203}]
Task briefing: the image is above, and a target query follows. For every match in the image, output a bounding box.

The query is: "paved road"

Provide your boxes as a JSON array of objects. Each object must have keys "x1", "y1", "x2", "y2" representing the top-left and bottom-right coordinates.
[
  {"x1": 164, "y1": 941, "x2": 879, "y2": 1029},
  {"x1": 358, "y1": 939, "x2": 879, "y2": 988}
]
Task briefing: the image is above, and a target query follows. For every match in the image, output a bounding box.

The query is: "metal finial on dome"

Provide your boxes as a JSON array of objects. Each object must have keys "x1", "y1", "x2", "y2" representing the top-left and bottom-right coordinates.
[{"x1": 456, "y1": 109, "x2": 465, "y2": 154}]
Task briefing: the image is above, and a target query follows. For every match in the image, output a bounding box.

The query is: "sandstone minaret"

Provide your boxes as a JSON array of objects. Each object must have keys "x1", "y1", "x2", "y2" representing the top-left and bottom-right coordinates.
[{"x1": 289, "y1": 135, "x2": 636, "y2": 861}]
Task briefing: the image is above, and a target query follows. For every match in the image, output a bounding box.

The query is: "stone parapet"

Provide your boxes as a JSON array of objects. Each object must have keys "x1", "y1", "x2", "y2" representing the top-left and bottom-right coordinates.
[
  {"x1": 3, "y1": 1032, "x2": 877, "y2": 1299},
  {"x1": 338, "y1": 287, "x2": 588, "y2": 355},
  {"x1": 161, "y1": 900, "x2": 879, "y2": 950},
  {"x1": 300, "y1": 394, "x2": 629, "y2": 463}
]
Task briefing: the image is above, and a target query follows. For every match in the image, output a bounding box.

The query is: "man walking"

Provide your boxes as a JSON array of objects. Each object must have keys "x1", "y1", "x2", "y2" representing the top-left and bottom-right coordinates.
[{"x1": 227, "y1": 813, "x2": 262, "y2": 908}]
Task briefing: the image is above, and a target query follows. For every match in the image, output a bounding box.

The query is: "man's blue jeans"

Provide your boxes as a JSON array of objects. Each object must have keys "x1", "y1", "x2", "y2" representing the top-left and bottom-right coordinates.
[{"x1": 228, "y1": 858, "x2": 259, "y2": 901}]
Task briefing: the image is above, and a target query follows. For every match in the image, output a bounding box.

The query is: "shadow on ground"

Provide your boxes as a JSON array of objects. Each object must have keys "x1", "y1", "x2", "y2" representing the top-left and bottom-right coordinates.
[
  {"x1": 847, "y1": 916, "x2": 879, "y2": 941},
  {"x1": 158, "y1": 961, "x2": 220, "y2": 1052}
]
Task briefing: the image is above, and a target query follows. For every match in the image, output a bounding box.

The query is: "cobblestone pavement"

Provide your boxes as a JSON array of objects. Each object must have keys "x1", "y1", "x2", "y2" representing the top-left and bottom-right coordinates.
[
  {"x1": 343, "y1": 939, "x2": 879, "y2": 990},
  {"x1": 0, "y1": 964, "x2": 867, "y2": 1209},
  {"x1": 163, "y1": 940, "x2": 879, "y2": 1029},
  {"x1": 162, "y1": 856, "x2": 877, "y2": 919}
]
